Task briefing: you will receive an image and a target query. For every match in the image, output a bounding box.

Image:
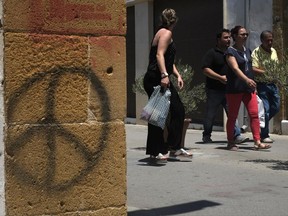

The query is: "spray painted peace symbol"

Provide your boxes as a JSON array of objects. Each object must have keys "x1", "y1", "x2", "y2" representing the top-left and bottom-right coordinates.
[{"x1": 6, "y1": 67, "x2": 110, "y2": 191}]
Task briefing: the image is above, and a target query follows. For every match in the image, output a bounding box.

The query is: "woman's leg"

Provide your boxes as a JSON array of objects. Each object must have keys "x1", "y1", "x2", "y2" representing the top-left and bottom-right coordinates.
[
  {"x1": 167, "y1": 84, "x2": 185, "y2": 151},
  {"x1": 146, "y1": 123, "x2": 167, "y2": 156},
  {"x1": 226, "y1": 93, "x2": 243, "y2": 143},
  {"x1": 143, "y1": 72, "x2": 166, "y2": 156},
  {"x1": 242, "y1": 92, "x2": 260, "y2": 142}
]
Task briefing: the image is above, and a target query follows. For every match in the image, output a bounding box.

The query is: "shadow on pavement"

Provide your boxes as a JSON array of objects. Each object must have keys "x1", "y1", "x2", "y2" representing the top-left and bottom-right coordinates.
[
  {"x1": 245, "y1": 159, "x2": 288, "y2": 171},
  {"x1": 215, "y1": 146, "x2": 255, "y2": 152},
  {"x1": 137, "y1": 157, "x2": 167, "y2": 167},
  {"x1": 215, "y1": 146, "x2": 273, "y2": 152},
  {"x1": 128, "y1": 200, "x2": 221, "y2": 216},
  {"x1": 194, "y1": 140, "x2": 227, "y2": 144}
]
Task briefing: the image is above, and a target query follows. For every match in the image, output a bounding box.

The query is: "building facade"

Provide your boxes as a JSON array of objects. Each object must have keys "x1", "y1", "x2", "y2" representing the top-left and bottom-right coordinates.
[{"x1": 126, "y1": 0, "x2": 288, "y2": 134}]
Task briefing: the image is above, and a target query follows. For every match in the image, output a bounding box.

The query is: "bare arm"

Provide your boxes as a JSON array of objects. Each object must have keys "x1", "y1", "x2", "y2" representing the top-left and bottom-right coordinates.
[
  {"x1": 251, "y1": 50, "x2": 269, "y2": 75},
  {"x1": 252, "y1": 66, "x2": 265, "y2": 75},
  {"x1": 172, "y1": 64, "x2": 184, "y2": 89},
  {"x1": 154, "y1": 29, "x2": 172, "y2": 88},
  {"x1": 156, "y1": 30, "x2": 171, "y2": 73}
]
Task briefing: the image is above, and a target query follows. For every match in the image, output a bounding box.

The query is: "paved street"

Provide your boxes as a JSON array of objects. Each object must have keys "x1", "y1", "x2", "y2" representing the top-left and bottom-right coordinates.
[{"x1": 126, "y1": 124, "x2": 288, "y2": 216}]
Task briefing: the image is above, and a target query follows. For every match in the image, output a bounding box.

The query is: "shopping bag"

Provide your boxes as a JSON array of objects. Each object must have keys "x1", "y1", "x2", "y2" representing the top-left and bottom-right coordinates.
[
  {"x1": 140, "y1": 85, "x2": 171, "y2": 129},
  {"x1": 140, "y1": 85, "x2": 162, "y2": 121},
  {"x1": 257, "y1": 95, "x2": 265, "y2": 128}
]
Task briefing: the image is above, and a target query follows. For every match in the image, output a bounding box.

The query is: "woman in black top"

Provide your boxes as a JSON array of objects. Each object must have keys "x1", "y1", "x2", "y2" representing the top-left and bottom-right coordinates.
[{"x1": 143, "y1": 8, "x2": 192, "y2": 164}]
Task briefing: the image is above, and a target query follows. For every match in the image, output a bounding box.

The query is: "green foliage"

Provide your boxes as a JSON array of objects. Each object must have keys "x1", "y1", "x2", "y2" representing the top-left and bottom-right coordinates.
[
  {"x1": 254, "y1": 50, "x2": 288, "y2": 92},
  {"x1": 132, "y1": 75, "x2": 146, "y2": 95},
  {"x1": 170, "y1": 62, "x2": 206, "y2": 113},
  {"x1": 132, "y1": 61, "x2": 206, "y2": 114}
]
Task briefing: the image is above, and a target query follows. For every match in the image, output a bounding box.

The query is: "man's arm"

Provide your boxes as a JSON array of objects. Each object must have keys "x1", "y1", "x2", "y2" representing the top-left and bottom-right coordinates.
[
  {"x1": 251, "y1": 49, "x2": 265, "y2": 75},
  {"x1": 252, "y1": 66, "x2": 265, "y2": 75},
  {"x1": 203, "y1": 67, "x2": 227, "y2": 84}
]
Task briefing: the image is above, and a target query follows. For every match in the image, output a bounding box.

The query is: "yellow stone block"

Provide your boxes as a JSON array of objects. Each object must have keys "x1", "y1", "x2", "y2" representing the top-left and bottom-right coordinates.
[
  {"x1": 5, "y1": 33, "x2": 126, "y2": 124},
  {"x1": 88, "y1": 36, "x2": 127, "y2": 121},
  {"x1": 3, "y1": 0, "x2": 126, "y2": 35},
  {"x1": 5, "y1": 121, "x2": 126, "y2": 215}
]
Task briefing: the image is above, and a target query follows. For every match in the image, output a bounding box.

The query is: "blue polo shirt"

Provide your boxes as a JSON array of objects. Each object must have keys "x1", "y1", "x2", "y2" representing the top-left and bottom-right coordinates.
[{"x1": 225, "y1": 46, "x2": 254, "y2": 93}]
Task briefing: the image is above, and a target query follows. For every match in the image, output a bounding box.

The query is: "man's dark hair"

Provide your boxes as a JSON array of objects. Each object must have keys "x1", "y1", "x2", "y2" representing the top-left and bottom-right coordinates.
[
  {"x1": 216, "y1": 29, "x2": 230, "y2": 39},
  {"x1": 260, "y1": 30, "x2": 273, "y2": 40}
]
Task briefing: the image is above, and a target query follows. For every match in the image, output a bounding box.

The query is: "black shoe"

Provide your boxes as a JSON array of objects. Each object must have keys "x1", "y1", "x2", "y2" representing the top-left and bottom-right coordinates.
[{"x1": 202, "y1": 136, "x2": 212, "y2": 143}]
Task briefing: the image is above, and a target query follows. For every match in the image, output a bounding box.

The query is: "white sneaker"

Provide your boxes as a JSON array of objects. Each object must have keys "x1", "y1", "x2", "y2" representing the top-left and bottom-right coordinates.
[
  {"x1": 150, "y1": 153, "x2": 167, "y2": 164},
  {"x1": 261, "y1": 137, "x2": 274, "y2": 143},
  {"x1": 173, "y1": 148, "x2": 193, "y2": 157},
  {"x1": 234, "y1": 136, "x2": 249, "y2": 144},
  {"x1": 156, "y1": 153, "x2": 168, "y2": 160}
]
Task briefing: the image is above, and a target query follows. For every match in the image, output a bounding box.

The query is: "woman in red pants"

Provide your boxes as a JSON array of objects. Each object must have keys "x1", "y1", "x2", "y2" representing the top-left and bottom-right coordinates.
[{"x1": 225, "y1": 25, "x2": 271, "y2": 151}]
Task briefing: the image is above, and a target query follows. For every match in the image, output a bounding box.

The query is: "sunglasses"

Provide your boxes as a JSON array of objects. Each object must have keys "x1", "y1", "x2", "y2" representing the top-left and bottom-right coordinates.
[{"x1": 239, "y1": 33, "x2": 249, "y2": 36}]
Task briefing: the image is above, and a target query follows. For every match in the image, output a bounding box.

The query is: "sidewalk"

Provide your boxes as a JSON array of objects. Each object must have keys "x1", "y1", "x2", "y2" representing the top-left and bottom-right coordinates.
[{"x1": 126, "y1": 124, "x2": 288, "y2": 216}]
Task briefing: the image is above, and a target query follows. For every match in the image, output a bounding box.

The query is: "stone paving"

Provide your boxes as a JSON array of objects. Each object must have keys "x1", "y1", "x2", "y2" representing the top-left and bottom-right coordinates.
[{"x1": 126, "y1": 124, "x2": 288, "y2": 216}]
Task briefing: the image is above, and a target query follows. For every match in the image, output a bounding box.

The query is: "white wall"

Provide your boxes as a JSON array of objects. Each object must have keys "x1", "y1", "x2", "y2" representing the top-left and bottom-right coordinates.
[{"x1": 224, "y1": 0, "x2": 272, "y2": 46}]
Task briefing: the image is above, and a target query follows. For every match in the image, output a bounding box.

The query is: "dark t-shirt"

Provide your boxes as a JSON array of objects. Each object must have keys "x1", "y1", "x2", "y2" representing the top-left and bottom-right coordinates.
[
  {"x1": 225, "y1": 46, "x2": 254, "y2": 93},
  {"x1": 201, "y1": 47, "x2": 228, "y2": 90}
]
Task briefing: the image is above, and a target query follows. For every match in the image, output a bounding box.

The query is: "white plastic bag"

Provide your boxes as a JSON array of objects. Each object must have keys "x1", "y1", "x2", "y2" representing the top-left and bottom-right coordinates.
[
  {"x1": 141, "y1": 85, "x2": 171, "y2": 129},
  {"x1": 257, "y1": 95, "x2": 265, "y2": 128}
]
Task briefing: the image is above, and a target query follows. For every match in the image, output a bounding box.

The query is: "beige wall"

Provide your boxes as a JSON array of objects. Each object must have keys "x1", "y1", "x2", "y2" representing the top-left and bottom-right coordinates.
[{"x1": 3, "y1": 0, "x2": 127, "y2": 215}]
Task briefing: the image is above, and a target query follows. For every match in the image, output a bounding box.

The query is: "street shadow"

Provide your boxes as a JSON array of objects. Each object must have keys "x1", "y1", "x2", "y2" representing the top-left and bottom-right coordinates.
[
  {"x1": 131, "y1": 147, "x2": 146, "y2": 151},
  {"x1": 137, "y1": 157, "x2": 166, "y2": 167},
  {"x1": 215, "y1": 146, "x2": 249, "y2": 152},
  {"x1": 245, "y1": 159, "x2": 288, "y2": 171},
  {"x1": 194, "y1": 140, "x2": 227, "y2": 145},
  {"x1": 238, "y1": 146, "x2": 271, "y2": 151},
  {"x1": 137, "y1": 157, "x2": 192, "y2": 165},
  {"x1": 128, "y1": 200, "x2": 221, "y2": 216},
  {"x1": 215, "y1": 146, "x2": 272, "y2": 152}
]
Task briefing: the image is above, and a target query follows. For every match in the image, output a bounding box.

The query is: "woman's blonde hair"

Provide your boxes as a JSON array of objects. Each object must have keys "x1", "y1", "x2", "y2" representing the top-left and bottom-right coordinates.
[{"x1": 160, "y1": 8, "x2": 178, "y2": 28}]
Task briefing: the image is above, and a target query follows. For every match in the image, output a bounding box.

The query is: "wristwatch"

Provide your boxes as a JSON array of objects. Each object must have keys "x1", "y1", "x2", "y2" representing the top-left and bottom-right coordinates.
[{"x1": 161, "y1": 72, "x2": 169, "y2": 79}]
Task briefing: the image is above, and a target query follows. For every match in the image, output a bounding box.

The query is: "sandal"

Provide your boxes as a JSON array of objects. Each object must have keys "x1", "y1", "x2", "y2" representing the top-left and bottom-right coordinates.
[
  {"x1": 170, "y1": 148, "x2": 193, "y2": 158},
  {"x1": 254, "y1": 143, "x2": 271, "y2": 150},
  {"x1": 150, "y1": 153, "x2": 168, "y2": 164},
  {"x1": 227, "y1": 143, "x2": 238, "y2": 151}
]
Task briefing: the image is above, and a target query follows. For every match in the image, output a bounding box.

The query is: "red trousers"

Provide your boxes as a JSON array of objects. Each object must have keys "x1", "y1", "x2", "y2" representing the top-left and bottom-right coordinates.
[{"x1": 226, "y1": 92, "x2": 260, "y2": 142}]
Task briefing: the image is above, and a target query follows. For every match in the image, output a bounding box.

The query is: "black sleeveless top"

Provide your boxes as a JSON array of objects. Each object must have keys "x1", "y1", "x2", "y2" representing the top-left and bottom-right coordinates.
[{"x1": 147, "y1": 42, "x2": 176, "y2": 75}]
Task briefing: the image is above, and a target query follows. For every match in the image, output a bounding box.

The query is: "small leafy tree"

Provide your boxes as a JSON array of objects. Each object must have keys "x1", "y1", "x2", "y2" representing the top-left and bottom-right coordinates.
[
  {"x1": 133, "y1": 61, "x2": 206, "y2": 116},
  {"x1": 254, "y1": 50, "x2": 288, "y2": 121},
  {"x1": 254, "y1": 50, "x2": 288, "y2": 92}
]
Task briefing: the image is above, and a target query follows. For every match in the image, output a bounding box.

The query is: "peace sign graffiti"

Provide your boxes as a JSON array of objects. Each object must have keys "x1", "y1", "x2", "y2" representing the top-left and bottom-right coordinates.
[{"x1": 6, "y1": 67, "x2": 110, "y2": 191}]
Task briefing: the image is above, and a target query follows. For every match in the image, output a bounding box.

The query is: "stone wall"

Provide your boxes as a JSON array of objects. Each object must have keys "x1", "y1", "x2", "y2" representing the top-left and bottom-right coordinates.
[{"x1": 3, "y1": 0, "x2": 127, "y2": 215}]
